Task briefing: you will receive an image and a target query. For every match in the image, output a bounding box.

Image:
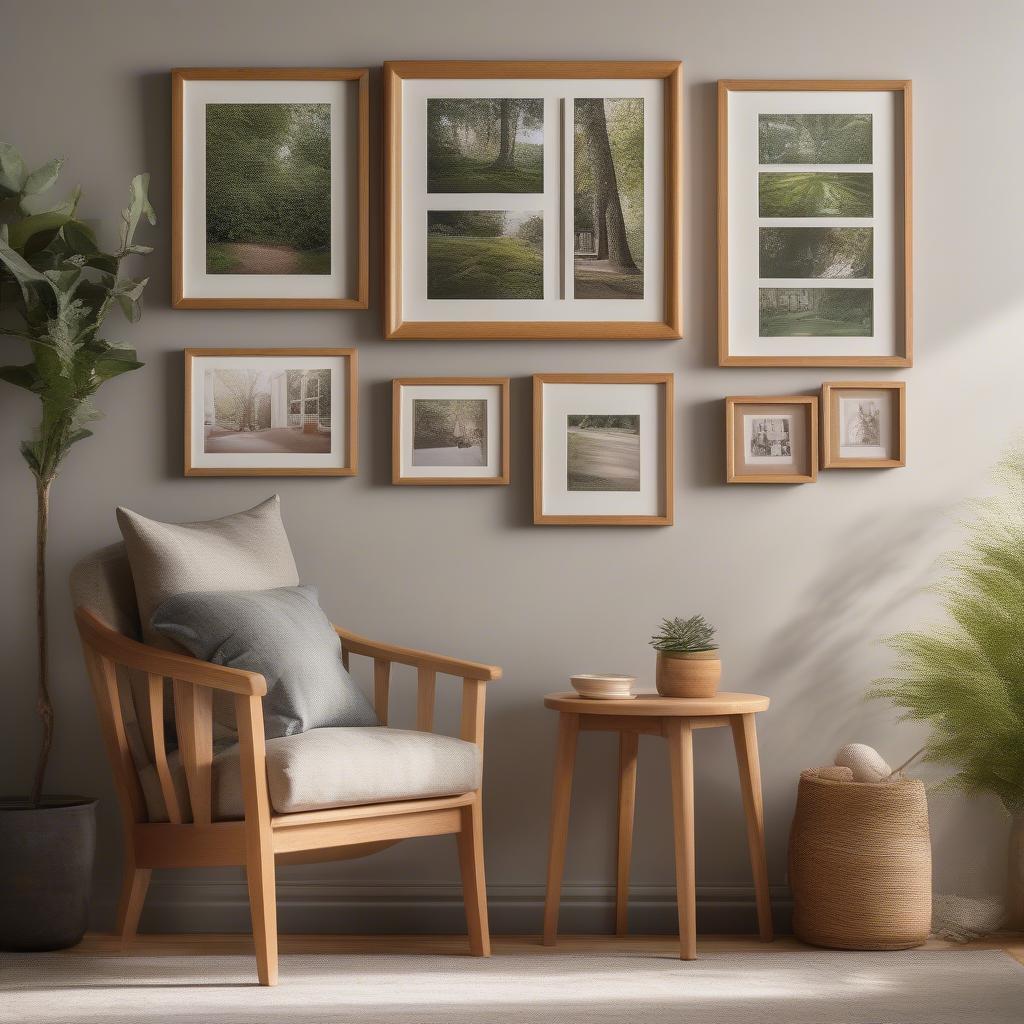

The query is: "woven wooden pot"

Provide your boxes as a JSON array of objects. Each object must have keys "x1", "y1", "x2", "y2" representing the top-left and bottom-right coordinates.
[
  {"x1": 788, "y1": 767, "x2": 932, "y2": 950},
  {"x1": 655, "y1": 650, "x2": 721, "y2": 698}
]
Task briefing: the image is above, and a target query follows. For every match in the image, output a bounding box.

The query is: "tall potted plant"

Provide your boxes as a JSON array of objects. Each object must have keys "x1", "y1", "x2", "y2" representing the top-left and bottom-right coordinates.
[
  {"x1": 0, "y1": 144, "x2": 154, "y2": 949},
  {"x1": 872, "y1": 449, "x2": 1024, "y2": 929}
]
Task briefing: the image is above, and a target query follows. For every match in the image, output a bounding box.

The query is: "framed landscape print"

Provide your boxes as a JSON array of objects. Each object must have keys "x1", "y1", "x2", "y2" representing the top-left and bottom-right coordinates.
[
  {"x1": 718, "y1": 80, "x2": 912, "y2": 366},
  {"x1": 726, "y1": 395, "x2": 818, "y2": 484},
  {"x1": 821, "y1": 381, "x2": 905, "y2": 468},
  {"x1": 384, "y1": 61, "x2": 682, "y2": 340},
  {"x1": 533, "y1": 374, "x2": 674, "y2": 525},
  {"x1": 184, "y1": 348, "x2": 356, "y2": 477},
  {"x1": 392, "y1": 377, "x2": 510, "y2": 485},
  {"x1": 172, "y1": 68, "x2": 368, "y2": 309}
]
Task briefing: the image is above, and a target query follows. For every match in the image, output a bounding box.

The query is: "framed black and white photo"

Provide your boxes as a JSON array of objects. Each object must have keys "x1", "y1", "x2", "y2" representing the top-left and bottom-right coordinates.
[
  {"x1": 718, "y1": 80, "x2": 912, "y2": 366},
  {"x1": 172, "y1": 68, "x2": 368, "y2": 309},
  {"x1": 533, "y1": 373, "x2": 673, "y2": 525},
  {"x1": 184, "y1": 348, "x2": 357, "y2": 476},
  {"x1": 392, "y1": 378, "x2": 510, "y2": 485},
  {"x1": 821, "y1": 381, "x2": 905, "y2": 468},
  {"x1": 726, "y1": 395, "x2": 818, "y2": 484},
  {"x1": 384, "y1": 61, "x2": 682, "y2": 340}
]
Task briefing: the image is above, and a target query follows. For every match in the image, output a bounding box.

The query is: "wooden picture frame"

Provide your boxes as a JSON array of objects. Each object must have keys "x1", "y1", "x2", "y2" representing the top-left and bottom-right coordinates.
[
  {"x1": 172, "y1": 68, "x2": 369, "y2": 309},
  {"x1": 184, "y1": 348, "x2": 357, "y2": 477},
  {"x1": 392, "y1": 377, "x2": 511, "y2": 485},
  {"x1": 821, "y1": 381, "x2": 906, "y2": 468},
  {"x1": 726, "y1": 395, "x2": 818, "y2": 484},
  {"x1": 533, "y1": 373, "x2": 674, "y2": 525},
  {"x1": 384, "y1": 60, "x2": 683, "y2": 340},
  {"x1": 718, "y1": 79, "x2": 912, "y2": 367}
]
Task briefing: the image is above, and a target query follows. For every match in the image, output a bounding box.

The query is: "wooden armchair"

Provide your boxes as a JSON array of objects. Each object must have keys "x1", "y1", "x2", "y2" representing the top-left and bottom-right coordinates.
[{"x1": 74, "y1": 603, "x2": 501, "y2": 987}]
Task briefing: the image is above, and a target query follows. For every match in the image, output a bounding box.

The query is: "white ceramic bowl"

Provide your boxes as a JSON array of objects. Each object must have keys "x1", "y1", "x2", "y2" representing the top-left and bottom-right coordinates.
[{"x1": 571, "y1": 674, "x2": 636, "y2": 700}]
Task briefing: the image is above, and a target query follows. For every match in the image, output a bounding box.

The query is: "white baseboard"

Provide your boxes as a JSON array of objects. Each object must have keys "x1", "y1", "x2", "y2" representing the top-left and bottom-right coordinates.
[{"x1": 92, "y1": 881, "x2": 793, "y2": 935}]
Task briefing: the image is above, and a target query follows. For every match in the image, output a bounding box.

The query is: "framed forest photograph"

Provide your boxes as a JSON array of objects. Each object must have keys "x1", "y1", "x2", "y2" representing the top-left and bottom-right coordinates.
[
  {"x1": 184, "y1": 348, "x2": 357, "y2": 476},
  {"x1": 384, "y1": 61, "x2": 682, "y2": 340},
  {"x1": 821, "y1": 380, "x2": 906, "y2": 468},
  {"x1": 172, "y1": 68, "x2": 368, "y2": 309},
  {"x1": 392, "y1": 378, "x2": 510, "y2": 485},
  {"x1": 533, "y1": 373, "x2": 674, "y2": 525},
  {"x1": 725, "y1": 395, "x2": 818, "y2": 484},
  {"x1": 718, "y1": 80, "x2": 912, "y2": 366}
]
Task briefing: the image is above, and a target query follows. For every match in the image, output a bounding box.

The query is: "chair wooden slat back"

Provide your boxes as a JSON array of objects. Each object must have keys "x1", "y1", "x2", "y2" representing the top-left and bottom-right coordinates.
[
  {"x1": 172, "y1": 681, "x2": 214, "y2": 825},
  {"x1": 147, "y1": 673, "x2": 182, "y2": 824}
]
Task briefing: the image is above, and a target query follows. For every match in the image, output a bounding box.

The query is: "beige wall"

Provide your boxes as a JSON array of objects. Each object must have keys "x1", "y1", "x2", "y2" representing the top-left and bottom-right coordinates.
[{"x1": 2, "y1": 0, "x2": 1021, "y2": 932}]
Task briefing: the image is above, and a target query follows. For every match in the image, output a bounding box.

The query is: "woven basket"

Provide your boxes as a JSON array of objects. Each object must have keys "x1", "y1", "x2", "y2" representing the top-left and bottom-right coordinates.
[{"x1": 788, "y1": 767, "x2": 932, "y2": 950}]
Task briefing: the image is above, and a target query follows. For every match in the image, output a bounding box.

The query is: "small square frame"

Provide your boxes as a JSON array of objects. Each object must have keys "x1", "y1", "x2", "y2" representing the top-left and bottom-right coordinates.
[
  {"x1": 726, "y1": 395, "x2": 818, "y2": 484},
  {"x1": 821, "y1": 380, "x2": 905, "y2": 468},
  {"x1": 392, "y1": 377, "x2": 511, "y2": 485}
]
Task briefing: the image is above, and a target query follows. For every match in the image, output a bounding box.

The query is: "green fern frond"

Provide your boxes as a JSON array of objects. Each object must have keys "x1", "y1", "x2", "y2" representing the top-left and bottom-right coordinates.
[
  {"x1": 872, "y1": 447, "x2": 1024, "y2": 814},
  {"x1": 650, "y1": 614, "x2": 718, "y2": 653}
]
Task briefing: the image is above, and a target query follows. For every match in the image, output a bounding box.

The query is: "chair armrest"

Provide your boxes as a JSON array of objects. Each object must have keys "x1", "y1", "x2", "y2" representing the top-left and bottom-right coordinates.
[
  {"x1": 334, "y1": 626, "x2": 502, "y2": 682},
  {"x1": 74, "y1": 607, "x2": 267, "y2": 696}
]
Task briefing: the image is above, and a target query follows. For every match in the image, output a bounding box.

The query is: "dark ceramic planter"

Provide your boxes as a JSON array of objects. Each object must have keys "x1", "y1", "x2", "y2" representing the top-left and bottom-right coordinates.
[{"x1": 0, "y1": 796, "x2": 97, "y2": 950}]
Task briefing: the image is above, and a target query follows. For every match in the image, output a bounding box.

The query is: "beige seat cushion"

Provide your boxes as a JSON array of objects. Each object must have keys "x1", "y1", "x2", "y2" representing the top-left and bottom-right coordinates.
[{"x1": 140, "y1": 727, "x2": 482, "y2": 821}]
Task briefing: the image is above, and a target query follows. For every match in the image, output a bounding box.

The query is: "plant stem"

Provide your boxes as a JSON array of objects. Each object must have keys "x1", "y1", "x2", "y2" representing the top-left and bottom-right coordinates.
[{"x1": 29, "y1": 476, "x2": 53, "y2": 807}]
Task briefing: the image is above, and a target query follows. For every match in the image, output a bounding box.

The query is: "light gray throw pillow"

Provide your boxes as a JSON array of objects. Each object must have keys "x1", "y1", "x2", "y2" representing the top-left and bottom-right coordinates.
[{"x1": 151, "y1": 585, "x2": 378, "y2": 739}]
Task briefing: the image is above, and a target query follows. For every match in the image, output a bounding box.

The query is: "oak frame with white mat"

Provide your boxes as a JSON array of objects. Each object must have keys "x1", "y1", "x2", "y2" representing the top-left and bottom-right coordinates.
[
  {"x1": 384, "y1": 61, "x2": 682, "y2": 340},
  {"x1": 821, "y1": 380, "x2": 906, "y2": 468},
  {"x1": 392, "y1": 377, "x2": 511, "y2": 485}
]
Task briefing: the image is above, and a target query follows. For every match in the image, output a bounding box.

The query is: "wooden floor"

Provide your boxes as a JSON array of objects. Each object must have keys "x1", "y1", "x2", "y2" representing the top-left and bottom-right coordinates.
[{"x1": 71, "y1": 932, "x2": 1024, "y2": 967}]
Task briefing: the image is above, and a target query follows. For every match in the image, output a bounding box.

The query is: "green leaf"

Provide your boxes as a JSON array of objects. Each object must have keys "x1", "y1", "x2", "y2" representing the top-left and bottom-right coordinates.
[
  {"x1": 0, "y1": 235, "x2": 48, "y2": 289},
  {"x1": 94, "y1": 347, "x2": 143, "y2": 380},
  {"x1": 113, "y1": 276, "x2": 148, "y2": 322},
  {"x1": 62, "y1": 219, "x2": 98, "y2": 255},
  {"x1": 0, "y1": 143, "x2": 27, "y2": 194},
  {"x1": 43, "y1": 267, "x2": 82, "y2": 296},
  {"x1": 19, "y1": 441, "x2": 42, "y2": 476},
  {"x1": 119, "y1": 173, "x2": 156, "y2": 252},
  {"x1": 0, "y1": 364, "x2": 41, "y2": 391},
  {"x1": 8, "y1": 206, "x2": 75, "y2": 252},
  {"x1": 22, "y1": 157, "x2": 63, "y2": 196}
]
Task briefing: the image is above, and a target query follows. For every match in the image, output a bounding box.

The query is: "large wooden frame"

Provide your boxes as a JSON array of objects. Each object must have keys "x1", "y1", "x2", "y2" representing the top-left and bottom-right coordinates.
[
  {"x1": 172, "y1": 67, "x2": 370, "y2": 310},
  {"x1": 74, "y1": 605, "x2": 501, "y2": 987},
  {"x1": 533, "y1": 373, "x2": 674, "y2": 526},
  {"x1": 726, "y1": 395, "x2": 818, "y2": 484},
  {"x1": 718, "y1": 79, "x2": 912, "y2": 367},
  {"x1": 384, "y1": 60, "x2": 683, "y2": 340},
  {"x1": 392, "y1": 377, "x2": 511, "y2": 486},
  {"x1": 184, "y1": 347, "x2": 358, "y2": 477},
  {"x1": 821, "y1": 380, "x2": 906, "y2": 469}
]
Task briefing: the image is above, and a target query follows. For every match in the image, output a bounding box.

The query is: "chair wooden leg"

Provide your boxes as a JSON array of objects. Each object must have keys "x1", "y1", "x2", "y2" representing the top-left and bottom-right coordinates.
[
  {"x1": 457, "y1": 795, "x2": 491, "y2": 957},
  {"x1": 116, "y1": 864, "x2": 151, "y2": 949},
  {"x1": 543, "y1": 712, "x2": 579, "y2": 946},
  {"x1": 731, "y1": 713, "x2": 773, "y2": 941},
  {"x1": 615, "y1": 731, "x2": 639, "y2": 937},
  {"x1": 667, "y1": 719, "x2": 697, "y2": 961},
  {"x1": 237, "y1": 694, "x2": 279, "y2": 987}
]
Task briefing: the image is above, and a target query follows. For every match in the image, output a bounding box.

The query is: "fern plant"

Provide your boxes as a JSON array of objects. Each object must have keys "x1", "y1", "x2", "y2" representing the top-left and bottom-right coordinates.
[
  {"x1": 0, "y1": 143, "x2": 154, "y2": 806},
  {"x1": 870, "y1": 449, "x2": 1024, "y2": 815},
  {"x1": 650, "y1": 614, "x2": 718, "y2": 653}
]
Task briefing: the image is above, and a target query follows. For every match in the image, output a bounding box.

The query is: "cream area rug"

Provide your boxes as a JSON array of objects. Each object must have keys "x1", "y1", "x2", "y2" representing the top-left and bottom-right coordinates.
[{"x1": 1, "y1": 949, "x2": 1022, "y2": 1024}]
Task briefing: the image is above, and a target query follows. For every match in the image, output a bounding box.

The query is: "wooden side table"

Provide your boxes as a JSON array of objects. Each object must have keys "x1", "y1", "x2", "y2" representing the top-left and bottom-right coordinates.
[{"x1": 541, "y1": 691, "x2": 772, "y2": 960}]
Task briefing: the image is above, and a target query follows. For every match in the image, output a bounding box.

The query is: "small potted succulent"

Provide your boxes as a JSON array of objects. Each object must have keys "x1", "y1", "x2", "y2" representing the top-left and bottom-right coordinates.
[{"x1": 650, "y1": 614, "x2": 721, "y2": 698}]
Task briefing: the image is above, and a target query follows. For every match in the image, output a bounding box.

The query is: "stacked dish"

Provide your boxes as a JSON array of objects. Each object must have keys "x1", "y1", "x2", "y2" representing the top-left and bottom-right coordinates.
[{"x1": 570, "y1": 674, "x2": 636, "y2": 700}]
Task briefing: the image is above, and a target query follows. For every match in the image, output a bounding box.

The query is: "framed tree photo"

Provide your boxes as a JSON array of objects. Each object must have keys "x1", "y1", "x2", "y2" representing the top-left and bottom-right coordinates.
[
  {"x1": 533, "y1": 373, "x2": 674, "y2": 525},
  {"x1": 726, "y1": 395, "x2": 818, "y2": 484},
  {"x1": 718, "y1": 80, "x2": 912, "y2": 366},
  {"x1": 172, "y1": 68, "x2": 369, "y2": 309},
  {"x1": 184, "y1": 348, "x2": 357, "y2": 477},
  {"x1": 384, "y1": 61, "x2": 682, "y2": 340},
  {"x1": 821, "y1": 381, "x2": 906, "y2": 468},
  {"x1": 392, "y1": 377, "x2": 510, "y2": 485}
]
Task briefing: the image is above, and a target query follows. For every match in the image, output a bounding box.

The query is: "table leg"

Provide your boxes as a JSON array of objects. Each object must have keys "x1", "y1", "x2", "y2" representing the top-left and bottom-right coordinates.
[
  {"x1": 615, "y1": 731, "x2": 639, "y2": 937},
  {"x1": 731, "y1": 713, "x2": 773, "y2": 941},
  {"x1": 667, "y1": 718, "x2": 696, "y2": 960},
  {"x1": 543, "y1": 712, "x2": 579, "y2": 946}
]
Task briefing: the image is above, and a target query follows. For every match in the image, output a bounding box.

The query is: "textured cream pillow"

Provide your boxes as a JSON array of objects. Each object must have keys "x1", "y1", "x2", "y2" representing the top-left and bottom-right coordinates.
[{"x1": 116, "y1": 495, "x2": 300, "y2": 647}]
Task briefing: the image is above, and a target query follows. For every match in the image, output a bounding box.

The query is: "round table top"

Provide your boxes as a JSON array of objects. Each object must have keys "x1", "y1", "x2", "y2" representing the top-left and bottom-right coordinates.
[{"x1": 544, "y1": 691, "x2": 770, "y2": 716}]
